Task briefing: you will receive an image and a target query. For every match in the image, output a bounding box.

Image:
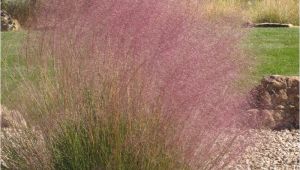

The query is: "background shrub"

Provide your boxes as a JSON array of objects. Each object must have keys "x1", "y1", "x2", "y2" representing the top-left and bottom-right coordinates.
[
  {"x1": 205, "y1": 0, "x2": 299, "y2": 25},
  {"x1": 249, "y1": 0, "x2": 299, "y2": 25}
]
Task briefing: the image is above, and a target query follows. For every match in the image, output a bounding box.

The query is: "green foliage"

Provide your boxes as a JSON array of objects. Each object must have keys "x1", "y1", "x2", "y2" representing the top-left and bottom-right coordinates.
[
  {"x1": 50, "y1": 118, "x2": 186, "y2": 170},
  {"x1": 46, "y1": 86, "x2": 187, "y2": 170}
]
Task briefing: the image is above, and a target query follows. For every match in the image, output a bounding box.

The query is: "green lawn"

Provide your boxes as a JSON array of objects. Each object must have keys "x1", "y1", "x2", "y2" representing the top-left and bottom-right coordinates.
[
  {"x1": 247, "y1": 28, "x2": 299, "y2": 77},
  {"x1": 1, "y1": 31, "x2": 26, "y2": 103}
]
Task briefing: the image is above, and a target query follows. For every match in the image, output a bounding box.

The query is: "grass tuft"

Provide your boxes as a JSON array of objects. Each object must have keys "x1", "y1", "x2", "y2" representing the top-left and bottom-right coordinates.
[
  {"x1": 2, "y1": 0, "x2": 252, "y2": 169},
  {"x1": 205, "y1": 0, "x2": 299, "y2": 25}
]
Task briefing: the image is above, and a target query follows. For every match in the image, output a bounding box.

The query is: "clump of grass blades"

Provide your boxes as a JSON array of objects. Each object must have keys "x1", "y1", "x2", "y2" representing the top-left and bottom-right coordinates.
[
  {"x1": 48, "y1": 85, "x2": 186, "y2": 170},
  {"x1": 205, "y1": 0, "x2": 299, "y2": 25},
  {"x1": 50, "y1": 116, "x2": 186, "y2": 170},
  {"x1": 2, "y1": 0, "x2": 251, "y2": 169},
  {"x1": 249, "y1": 0, "x2": 299, "y2": 25},
  {"x1": 3, "y1": 77, "x2": 188, "y2": 169},
  {"x1": 204, "y1": 0, "x2": 248, "y2": 20}
]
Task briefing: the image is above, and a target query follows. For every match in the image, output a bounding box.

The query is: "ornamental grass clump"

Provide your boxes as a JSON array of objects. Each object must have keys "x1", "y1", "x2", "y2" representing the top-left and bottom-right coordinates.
[
  {"x1": 204, "y1": 0, "x2": 299, "y2": 25},
  {"x1": 2, "y1": 0, "x2": 251, "y2": 169},
  {"x1": 249, "y1": 0, "x2": 299, "y2": 25}
]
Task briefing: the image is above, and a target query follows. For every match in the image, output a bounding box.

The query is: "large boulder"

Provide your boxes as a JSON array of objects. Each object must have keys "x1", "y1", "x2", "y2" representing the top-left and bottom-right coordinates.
[
  {"x1": 1, "y1": 9, "x2": 18, "y2": 31},
  {"x1": 248, "y1": 75, "x2": 299, "y2": 130}
]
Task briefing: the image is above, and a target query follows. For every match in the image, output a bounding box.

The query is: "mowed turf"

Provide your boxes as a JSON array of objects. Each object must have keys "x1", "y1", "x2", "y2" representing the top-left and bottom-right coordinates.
[
  {"x1": 1, "y1": 31, "x2": 26, "y2": 103},
  {"x1": 247, "y1": 28, "x2": 299, "y2": 77}
]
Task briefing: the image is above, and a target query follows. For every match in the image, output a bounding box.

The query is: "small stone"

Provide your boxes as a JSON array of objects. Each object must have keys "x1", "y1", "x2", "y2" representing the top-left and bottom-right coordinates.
[{"x1": 275, "y1": 105, "x2": 285, "y2": 110}]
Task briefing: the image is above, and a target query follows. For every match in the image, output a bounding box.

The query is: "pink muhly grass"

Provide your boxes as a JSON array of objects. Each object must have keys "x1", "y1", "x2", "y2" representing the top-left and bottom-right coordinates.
[{"x1": 5, "y1": 0, "x2": 253, "y2": 169}]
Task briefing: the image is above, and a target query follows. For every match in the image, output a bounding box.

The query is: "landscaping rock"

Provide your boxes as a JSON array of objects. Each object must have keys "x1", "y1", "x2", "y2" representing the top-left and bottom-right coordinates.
[
  {"x1": 230, "y1": 129, "x2": 299, "y2": 170},
  {"x1": 254, "y1": 23, "x2": 293, "y2": 28},
  {"x1": 1, "y1": 9, "x2": 14, "y2": 31},
  {"x1": 1, "y1": 9, "x2": 19, "y2": 31},
  {"x1": 248, "y1": 75, "x2": 299, "y2": 129}
]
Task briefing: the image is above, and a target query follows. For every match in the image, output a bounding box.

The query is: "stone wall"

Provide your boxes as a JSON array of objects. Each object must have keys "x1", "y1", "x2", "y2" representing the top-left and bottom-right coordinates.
[{"x1": 248, "y1": 75, "x2": 299, "y2": 130}]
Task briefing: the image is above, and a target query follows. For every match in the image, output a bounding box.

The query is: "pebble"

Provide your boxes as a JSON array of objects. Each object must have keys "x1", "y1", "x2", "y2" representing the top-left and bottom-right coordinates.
[{"x1": 228, "y1": 129, "x2": 299, "y2": 169}]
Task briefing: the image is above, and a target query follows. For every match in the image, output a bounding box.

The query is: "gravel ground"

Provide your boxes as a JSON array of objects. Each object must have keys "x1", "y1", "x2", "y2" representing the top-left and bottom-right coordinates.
[{"x1": 230, "y1": 129, "x2": 299, "y2": 170}]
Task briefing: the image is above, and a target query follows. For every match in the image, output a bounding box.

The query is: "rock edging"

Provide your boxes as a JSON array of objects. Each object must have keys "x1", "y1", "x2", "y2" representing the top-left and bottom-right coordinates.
[{"x1": 248, "y1": 75, "x2": 299, "y2": 130}]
